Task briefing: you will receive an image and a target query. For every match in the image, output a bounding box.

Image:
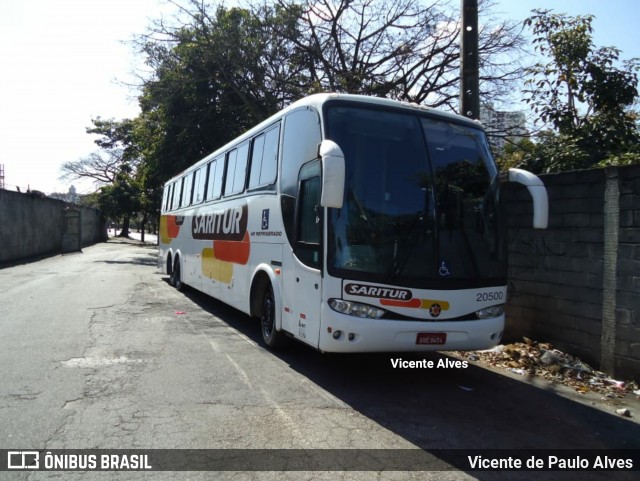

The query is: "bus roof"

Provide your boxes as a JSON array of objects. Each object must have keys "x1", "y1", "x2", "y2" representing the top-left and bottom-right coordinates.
[
  {"x1": 164, "y1": 93, "x2": 484, "y2": 184},
  {"x1": 288, "y1": 93, "x2": 481, "y2": 127},
  {"x1": 284, "y1": 93, "x2": 481, "y2": 127}
]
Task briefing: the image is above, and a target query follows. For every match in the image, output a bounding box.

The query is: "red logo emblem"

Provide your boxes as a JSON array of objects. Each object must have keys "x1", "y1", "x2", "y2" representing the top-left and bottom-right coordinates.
[{"x1": 429, "y1": 303, "x2": 442, "y2": 317}]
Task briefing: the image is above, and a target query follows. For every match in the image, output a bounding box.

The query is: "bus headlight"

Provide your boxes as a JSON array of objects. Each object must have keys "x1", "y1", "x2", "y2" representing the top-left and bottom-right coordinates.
[
  {"x1": 329, "y1": 299, "x2": 385, "y2": 319},
  {"x1": 476, "y1": 305, "x2": 504, "y2": 319}
]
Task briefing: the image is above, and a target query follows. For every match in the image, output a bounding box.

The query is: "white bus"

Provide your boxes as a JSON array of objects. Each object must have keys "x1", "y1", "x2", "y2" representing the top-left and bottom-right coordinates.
[{"x1": 159, "y1": 93, "x2": 547, "y2": 352}]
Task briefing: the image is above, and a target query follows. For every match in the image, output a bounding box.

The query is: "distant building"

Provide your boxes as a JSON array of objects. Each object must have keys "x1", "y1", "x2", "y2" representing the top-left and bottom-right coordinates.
[
  {"x1": 480, "y1": 103, "x2": 528, "y2": 154},
  {"x1": 49, "y1": 185, "x2": 79, "y2": 204}
]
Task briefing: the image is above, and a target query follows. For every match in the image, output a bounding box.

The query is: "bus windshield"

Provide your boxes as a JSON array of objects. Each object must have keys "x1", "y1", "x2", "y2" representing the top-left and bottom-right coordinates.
[{"x1": 325, "y1": 104, "x2": 506, "y2": 289}]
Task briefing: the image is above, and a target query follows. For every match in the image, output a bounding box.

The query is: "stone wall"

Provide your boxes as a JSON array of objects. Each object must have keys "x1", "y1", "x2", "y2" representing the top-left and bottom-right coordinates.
[{"x1": 503, "y1": 165, "x2": 640, "y2": 379}]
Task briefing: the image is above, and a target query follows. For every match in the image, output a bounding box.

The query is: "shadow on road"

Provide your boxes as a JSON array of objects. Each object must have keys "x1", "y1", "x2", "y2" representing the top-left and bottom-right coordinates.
[
  {"x1": 171, "y1": 281, "x2": 640, "y2": 479},
  {"x1": 94, "y1": 241, "x2": 159, "y2": 266},
  {"x1": 95, "y1": 255, "x2": 158, "y2": 267}
]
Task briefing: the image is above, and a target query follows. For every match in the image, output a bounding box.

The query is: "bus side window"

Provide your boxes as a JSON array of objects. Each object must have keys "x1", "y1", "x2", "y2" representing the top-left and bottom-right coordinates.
[
  {"x1": 261, "y1": 126, "x2": 279, "y2": 186},
  {"x1": 172, "y1": 179, "x2": 182, "y2": 210},
  {"x1": 295, "y1": 161, "x2": 322, "y2": 269},
  {"x1": 181, "y1": 172, "x2": 193, "y2": 207},
  {"x1": 249, "y1": 134, "x2": 266, "y2": 189},
  {"x1": 167, "y1": 183, "x2": 174, "y2": 211},
  {"x1": 225, "y1": 142, "x2": 249, "y2": 196},
  {"x1": 249, "y1": 124, "x2": 280, "y2": 190},
  {"x1": 162, "y1": 184, "x2": 171, "y2": 213},
  {"x1": 225, "y1": 149, "x2": 238, "y2": 196},
  {"x1": 193, "y1": 166, "x2": 206, "y2": 204},
  {"x1": 206, "y1": 156, "x2": 224, "y2": 201}
]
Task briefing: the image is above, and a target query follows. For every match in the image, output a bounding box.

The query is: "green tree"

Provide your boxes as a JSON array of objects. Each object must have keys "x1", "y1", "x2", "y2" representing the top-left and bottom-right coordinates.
[
  {"x1": 134, "y1": 4, "x2": 304, "y2": 187},
  {"x1": 522, "y1": 9, "x2": 640, "y2": 172},
  {"x1": 496, "y1": 137, "x2": 536, "y2": 171},
  {"x1": 95, "y1": 165, "x2": 142, "y2": 237}
]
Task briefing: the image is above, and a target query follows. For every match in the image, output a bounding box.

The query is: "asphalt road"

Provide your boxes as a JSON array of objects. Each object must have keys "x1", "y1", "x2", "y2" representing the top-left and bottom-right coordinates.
[{"x1": 0, "y1": 240, "x2": 638, "y2": 481}]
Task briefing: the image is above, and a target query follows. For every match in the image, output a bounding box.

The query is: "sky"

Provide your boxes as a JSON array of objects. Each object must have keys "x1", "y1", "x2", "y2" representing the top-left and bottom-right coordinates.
[
  {"x1": 0, "y1": 0, "x2": 638, "y2": 195},
  {"x1": 0, "y1": 0, "x2": 174, "y2": 195}
]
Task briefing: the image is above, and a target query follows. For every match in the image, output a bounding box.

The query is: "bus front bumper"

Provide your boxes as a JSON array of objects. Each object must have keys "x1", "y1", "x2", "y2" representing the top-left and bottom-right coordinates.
[{"x1": 317, "y1": 303, "x2": 504, "y2": 353}]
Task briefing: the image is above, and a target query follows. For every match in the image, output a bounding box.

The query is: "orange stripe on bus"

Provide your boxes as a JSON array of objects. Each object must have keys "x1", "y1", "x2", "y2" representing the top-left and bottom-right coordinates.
[
  {"x1": 379, "y1": 298, "x2": 450, "y2": 310},
  {"x1": 379, "y1": 298, "x2": 421, "y2": 308},
  {"x1": 212, "y1": 232, "x2": 250, "y2": 265}
]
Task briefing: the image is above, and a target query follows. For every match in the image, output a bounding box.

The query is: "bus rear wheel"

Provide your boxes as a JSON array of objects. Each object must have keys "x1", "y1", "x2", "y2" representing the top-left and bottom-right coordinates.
[
  {"x1": 260, "y1": 284, "x2": 289, "y2": 350},
  {"x1": 171, "y1": 257, "x2": 184, "y2": 291}
]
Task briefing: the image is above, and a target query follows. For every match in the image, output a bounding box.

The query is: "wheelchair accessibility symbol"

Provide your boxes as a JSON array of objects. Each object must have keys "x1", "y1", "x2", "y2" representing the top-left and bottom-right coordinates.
[{"x1": 439, "y1": 261, "x2": 451, "y2": 277}]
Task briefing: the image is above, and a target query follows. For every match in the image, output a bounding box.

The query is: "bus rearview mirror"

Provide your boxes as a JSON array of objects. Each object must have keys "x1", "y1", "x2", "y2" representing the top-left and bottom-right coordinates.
[
  {"x1": 319, "y1": 140, "x2": 345, "y2": 209},
  {"x1": 505, "y1": 168, "x2": 549, "y2": 229}
]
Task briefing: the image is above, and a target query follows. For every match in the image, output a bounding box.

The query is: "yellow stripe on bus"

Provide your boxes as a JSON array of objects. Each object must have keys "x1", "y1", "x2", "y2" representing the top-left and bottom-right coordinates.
[{"x1": 202, "y1": 247, "x2": 233, "y2": 284}]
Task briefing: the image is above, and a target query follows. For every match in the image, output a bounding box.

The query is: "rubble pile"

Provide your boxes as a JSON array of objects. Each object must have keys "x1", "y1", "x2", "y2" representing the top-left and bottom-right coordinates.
[{"x1": 451, "y1": 337, "x2": 639, "y2": 401}]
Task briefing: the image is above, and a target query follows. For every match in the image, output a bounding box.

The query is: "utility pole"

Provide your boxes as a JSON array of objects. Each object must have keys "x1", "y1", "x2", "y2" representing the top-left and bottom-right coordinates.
[{"x1": 460, "y1": 0, "x2": 479, "y2": 119}]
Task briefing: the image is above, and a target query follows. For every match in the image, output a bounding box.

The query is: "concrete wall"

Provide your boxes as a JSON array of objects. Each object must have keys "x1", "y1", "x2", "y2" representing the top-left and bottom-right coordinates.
[
  {"x1": 503, "y1": 165, "x2": 640, "y2": 380},
  {"x1": 79, "y1": 205, "x2": 106, "y2": 246},
  {"x1": 0, "y1": 189, "x2": 107, "y2": 264}
]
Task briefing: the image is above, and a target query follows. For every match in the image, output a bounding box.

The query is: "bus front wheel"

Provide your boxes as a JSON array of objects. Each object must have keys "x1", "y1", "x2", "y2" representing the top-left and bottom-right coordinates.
[{"x1": 260, "y1": 284, "x2": 289, "y2": 350}]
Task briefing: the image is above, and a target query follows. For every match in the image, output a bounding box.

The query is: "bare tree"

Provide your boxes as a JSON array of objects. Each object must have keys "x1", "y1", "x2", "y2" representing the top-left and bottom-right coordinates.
[
  {"x1": 60, "y1": 149, "x2": 124, "y2": 185},
  {"x1": 275, "y1": 0, "x2": 527, "y2": 111}
]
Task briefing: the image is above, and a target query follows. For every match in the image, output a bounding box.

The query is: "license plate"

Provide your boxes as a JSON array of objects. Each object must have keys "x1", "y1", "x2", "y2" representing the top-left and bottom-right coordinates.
[{"x1": 416, "y1": 333, "x2": 446, "y2": 345}]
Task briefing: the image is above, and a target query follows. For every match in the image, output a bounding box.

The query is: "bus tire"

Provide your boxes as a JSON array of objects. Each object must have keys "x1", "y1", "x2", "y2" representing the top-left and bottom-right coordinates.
[
  {"x1": 167, "y1": 254, "x2": 175, "y2": 287},
  {"x1": 260, "y1": 284, "x2": 289, "y2": 350},
  {"x1": 171, "y1": 257, "x2": 185, "y2": 291}
]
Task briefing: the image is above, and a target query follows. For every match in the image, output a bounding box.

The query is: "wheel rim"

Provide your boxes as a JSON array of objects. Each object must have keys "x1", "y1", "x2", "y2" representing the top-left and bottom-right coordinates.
[{"x1": 262, "y1": 290, "x2": 275, "y2": 341}]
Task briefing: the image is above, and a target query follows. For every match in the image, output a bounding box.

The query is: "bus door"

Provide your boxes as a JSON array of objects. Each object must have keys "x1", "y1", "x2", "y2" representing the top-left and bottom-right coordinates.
[{"x1": 292, "y1": 161, "x2": 323, "y2": 347}]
